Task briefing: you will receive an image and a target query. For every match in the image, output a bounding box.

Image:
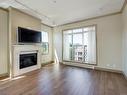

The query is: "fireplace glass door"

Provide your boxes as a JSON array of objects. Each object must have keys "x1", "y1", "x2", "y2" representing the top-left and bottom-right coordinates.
[{"x1": 20, "y1": 53, "x2": 37, "y2": 69}]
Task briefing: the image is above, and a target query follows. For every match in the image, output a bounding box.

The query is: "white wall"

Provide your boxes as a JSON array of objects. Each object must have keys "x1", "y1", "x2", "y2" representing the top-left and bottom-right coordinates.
[
  {"x1": 53, "y1": 14, "x2": 123, "y2": 71},
  {"x1": 122, "y1": 4, "x2": 127, "y2": 76},
  {"x1": 0, "y1": 9, "x2": 8, "y2": 75},
  {"x1": 53, "y1": 27, "x2": 63, "y2": 62},
  {"x1": 41, "y1": 24, "x2": 53, "y2": 63},
  {"x1": 10, "y1": 7, "x2": 41, "y2": 45},
  {"x1": 9, "y1": 8, "x2": 54, "y2": 65}
]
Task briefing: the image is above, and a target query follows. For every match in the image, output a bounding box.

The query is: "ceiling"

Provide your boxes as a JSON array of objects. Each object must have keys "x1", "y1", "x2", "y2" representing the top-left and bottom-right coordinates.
[{"x1": 0, "y1": 0, "x2": 125, "y2": 26}]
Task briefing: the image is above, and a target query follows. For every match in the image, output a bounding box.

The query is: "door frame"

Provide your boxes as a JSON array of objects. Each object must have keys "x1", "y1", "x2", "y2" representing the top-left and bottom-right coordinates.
[{"x1": 62, "y1": 24, "x2": 98, "y2": 66}]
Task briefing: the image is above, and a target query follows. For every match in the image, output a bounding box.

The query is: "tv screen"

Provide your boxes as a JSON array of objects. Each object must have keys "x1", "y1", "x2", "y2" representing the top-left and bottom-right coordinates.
[{"x1": 18, "y1": 27, "x2": 42, "y2": 43}]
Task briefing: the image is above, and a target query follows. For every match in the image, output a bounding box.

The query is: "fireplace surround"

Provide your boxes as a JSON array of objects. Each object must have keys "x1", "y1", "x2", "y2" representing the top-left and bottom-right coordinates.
[{"x1": 13, "y1": 45, "x2": 41, "y2": 77}]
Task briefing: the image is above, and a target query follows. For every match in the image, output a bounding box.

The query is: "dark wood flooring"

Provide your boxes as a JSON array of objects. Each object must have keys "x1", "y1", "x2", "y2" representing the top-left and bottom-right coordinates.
[{"x1": 0, "y1": 63, "x2": 127, "y2": 95}]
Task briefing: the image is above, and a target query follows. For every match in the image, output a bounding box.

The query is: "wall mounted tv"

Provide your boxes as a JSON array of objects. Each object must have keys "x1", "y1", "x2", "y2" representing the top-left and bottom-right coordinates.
[{"x1": 18, "y1": 27, "x2": 42, "y2": 43}]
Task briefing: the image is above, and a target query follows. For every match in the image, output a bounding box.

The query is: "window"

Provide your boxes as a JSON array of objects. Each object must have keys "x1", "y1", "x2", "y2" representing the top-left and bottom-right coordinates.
[
  {"x1": 41, "y1": 31, "x2": 49, "y2": 54},
  {"x1": 63, "y1": 26, "x2": 96, "y2": 65}
]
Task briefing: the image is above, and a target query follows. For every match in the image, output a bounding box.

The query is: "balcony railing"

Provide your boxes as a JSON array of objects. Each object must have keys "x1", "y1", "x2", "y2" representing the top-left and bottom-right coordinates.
[{"x1": 72, "y1": 45, "x2": 87, "y2": 62}]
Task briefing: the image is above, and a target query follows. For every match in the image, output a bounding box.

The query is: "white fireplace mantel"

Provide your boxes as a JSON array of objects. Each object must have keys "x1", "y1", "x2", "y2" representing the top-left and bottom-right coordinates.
[{"x1": 13, "y1": 45, "x2": 41, "y2": 77}]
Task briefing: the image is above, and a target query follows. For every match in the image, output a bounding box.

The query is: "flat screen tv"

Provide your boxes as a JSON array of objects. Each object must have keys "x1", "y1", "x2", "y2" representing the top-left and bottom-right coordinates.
[{"x1": 18, "y1": 27, "x2": 42, "y2": 43}]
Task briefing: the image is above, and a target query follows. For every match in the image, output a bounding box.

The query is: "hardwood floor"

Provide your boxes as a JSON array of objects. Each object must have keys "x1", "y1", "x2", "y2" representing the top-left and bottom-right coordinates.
[{"x1": 0, "y1": 63, "x2": 127, "y2": 95}]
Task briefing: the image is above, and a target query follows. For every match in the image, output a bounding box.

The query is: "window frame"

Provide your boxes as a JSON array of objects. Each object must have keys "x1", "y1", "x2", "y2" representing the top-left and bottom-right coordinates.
[
  {"x1": 62, "y1": 24, "x2": 97, "y2": 66},
  {"x1": 41, "y1": 31, "x2": 49, "y2": 55}
]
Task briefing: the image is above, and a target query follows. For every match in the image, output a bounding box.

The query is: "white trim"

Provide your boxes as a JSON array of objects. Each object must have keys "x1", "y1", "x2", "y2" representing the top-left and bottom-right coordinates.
[{"x1": 13, "y1": 45, "x2": 41, "y2": 77}]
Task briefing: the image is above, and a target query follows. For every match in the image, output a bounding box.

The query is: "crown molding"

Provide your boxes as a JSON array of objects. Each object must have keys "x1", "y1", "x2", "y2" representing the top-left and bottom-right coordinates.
[
  {"x1": 60, "y1": 12, "x2": 121, "y2": 26},
  {"x1": 41, "y1": 23, "x2": 53, "y2": 28},
  {"x1": 14, "y1": 0, "x2": 49, "y2": 19},
  {"x1": 120, "y1": 0, "x2": 127, "y2": 13},
  {"x1": 1, "y1": 0, "x2": 126, "y2": 27},
  {"x1": 57, "y1": 0, "x2": 126, "y2": 26},
  {"x1": 9, "y1": 6, "x2": 41, "y2": 21},
  {"x1": 0, "y1": 7, "x2": 8, "y2": 12}
]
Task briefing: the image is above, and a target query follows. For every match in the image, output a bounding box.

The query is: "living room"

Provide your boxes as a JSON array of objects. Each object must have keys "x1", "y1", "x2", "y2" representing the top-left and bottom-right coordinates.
[{"x1": 0, "y1": 0, "x2": 127, "y2": 95}]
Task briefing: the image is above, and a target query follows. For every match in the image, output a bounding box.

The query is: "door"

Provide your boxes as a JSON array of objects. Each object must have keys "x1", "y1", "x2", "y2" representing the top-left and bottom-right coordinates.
[{"x1": 63, "y1": 26, "x2": 96, "y2": 65}]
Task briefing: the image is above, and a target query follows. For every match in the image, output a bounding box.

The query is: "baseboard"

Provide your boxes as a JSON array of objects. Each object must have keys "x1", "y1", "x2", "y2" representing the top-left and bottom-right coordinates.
[
  {"x1": 63, "y1": 62, "x2": 94, "y2": 69},
  {"x1": 63, "y1": 62, "x2": 122, "y2": 74},
  {"x1": 122, "y1": 72, "x2": 127, "y2": 80},
  {"x1": 0, "y1": 73, "x2": 9, "y2": 80},
  {"x1": 95, "y1": 67, "x2": 122, "y2": 74},
  {"x1": 59, "y1": 62, "x2": 64, "y2": 64},
  {"x1": 41, "y1": 61, "x2": 54, "y2": 67}
]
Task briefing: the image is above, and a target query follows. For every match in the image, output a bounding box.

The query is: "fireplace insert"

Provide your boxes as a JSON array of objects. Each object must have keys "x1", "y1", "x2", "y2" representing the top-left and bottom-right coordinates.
[{"x1": 19, "y1": 53, "x2": 37, "y2": 69}]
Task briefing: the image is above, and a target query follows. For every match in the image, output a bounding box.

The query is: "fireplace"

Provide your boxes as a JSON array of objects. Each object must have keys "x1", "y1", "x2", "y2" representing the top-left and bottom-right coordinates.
[
  {"x1": 13, "y1": 45, "x2": 41, "y2": 77},
  {"x1": 20, "y1": 53, "x2": 37, "y2": 69}
]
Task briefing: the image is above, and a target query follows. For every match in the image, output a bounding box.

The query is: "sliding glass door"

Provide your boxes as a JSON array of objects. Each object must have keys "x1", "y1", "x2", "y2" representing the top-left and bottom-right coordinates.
[
  {"x1": 83, "y1": 27, "x2": 96, "y2": 64},
  {"x1": 63, "y1": 26, "x2": 96, "y2": 65},
  {"x1": 63, "y1": 30, "x2": 73, "y2": 61},
  {"x1": 73, "y1": 29, "x2": 83, "y2": 62}
]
